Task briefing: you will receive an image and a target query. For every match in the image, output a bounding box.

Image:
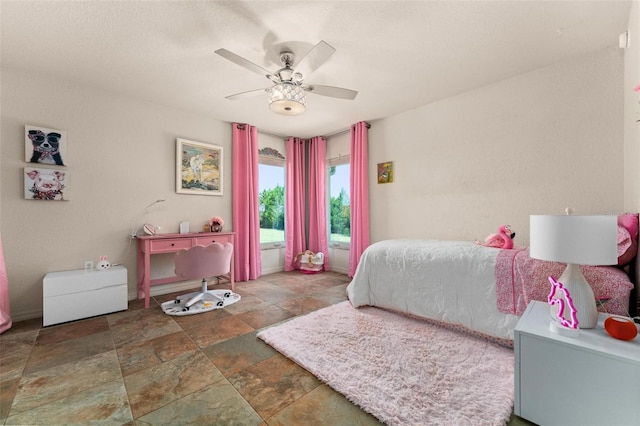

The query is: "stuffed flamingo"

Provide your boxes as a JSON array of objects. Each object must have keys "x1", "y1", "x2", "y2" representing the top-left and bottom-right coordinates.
[{"x1": 476, "y1": 225, "x2": 515, "y2": 249}]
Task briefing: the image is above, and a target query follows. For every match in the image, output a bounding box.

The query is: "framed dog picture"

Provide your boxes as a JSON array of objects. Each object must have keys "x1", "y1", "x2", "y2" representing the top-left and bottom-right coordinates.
[
  {"x1": 176, "y1": 138, "x2": 223, "y2": 196},
  {"x1": 24, "y1": 167, "x2": 68, "y2": 201},
  {"x1": 25, "y1": 125, "x2": 68, "y2": 166}
]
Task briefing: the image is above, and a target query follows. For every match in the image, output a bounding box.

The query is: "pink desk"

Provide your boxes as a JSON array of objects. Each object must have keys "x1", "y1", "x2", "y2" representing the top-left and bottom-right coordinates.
[{"x1": 136, "y1": 232, "x2": 235, "y2": 308}]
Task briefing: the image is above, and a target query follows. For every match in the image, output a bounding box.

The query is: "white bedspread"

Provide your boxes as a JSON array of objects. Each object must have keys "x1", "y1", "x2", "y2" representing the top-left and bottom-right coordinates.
[{"x1": 346, "y1": 239, "x2": 521, "y2": 340}]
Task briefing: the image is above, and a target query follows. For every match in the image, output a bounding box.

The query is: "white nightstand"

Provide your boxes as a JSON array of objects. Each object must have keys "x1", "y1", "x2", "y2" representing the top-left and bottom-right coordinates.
[{"x1": 514, "y1": 300, "x2": 639, "y2": 426}]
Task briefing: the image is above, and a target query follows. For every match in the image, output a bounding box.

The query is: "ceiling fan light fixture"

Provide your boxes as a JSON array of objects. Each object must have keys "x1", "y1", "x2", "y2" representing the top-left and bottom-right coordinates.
[{"x1": 267, "y1": 82, "x2": 306, "y2": 115}]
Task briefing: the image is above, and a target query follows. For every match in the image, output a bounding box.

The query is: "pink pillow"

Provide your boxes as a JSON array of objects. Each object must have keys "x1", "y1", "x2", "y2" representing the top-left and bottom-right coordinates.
[{"x1": 617, "y1": 213, "x2": 639, "y2": 266}]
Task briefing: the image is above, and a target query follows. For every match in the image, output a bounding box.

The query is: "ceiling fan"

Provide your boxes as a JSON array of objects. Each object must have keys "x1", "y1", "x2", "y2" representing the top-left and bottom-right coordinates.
[{"x1": 215, "y1": 40, "x2": 358, "y2": 115}]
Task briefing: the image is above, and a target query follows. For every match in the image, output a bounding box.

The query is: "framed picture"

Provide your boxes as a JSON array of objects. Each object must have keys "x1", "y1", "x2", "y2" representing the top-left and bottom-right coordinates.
[
  {"x1": 25, "y1": 125, "x2": 68, "y2": 166},
  {"x1": 377, "y1": 161, "x2": 393, "y2": 184},
  {"x1": 176, "y1": 138, "x2": 223, "y2": 196},
  {"x1": 24, "y1": 167, "x2": 68, "y2": 200}
]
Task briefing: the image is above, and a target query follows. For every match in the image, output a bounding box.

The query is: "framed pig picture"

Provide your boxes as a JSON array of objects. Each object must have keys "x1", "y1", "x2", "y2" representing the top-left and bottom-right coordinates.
[
  {"x1": 24, "y1": 167, "x2": 68, "y2": 201},
  {"x1": 24, "y1": 125, "x2": 68, "y2": 166}
]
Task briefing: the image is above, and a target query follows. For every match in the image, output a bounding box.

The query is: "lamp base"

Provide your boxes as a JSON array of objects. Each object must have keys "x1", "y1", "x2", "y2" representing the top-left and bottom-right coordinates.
[
  {"x1": 549, "y1": 321, "x2": 580, "y2": 337},
  {"x1": 550, "y1": 263, "x2": 598, "y2": 329}
]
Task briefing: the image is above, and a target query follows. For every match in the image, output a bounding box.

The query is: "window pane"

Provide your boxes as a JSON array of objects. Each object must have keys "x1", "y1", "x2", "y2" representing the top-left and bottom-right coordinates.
[
  {"x1": 328, "y1": 163, "x2": 350, "y2": 243},
  {"x1": 259, "y1": 163, "x2": 285, "y2": 244}
]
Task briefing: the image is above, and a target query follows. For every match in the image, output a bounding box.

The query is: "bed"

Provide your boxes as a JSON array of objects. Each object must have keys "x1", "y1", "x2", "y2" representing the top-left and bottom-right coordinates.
[{"x1": 347, "y1": 215, "x2": 638, "y2": 343}]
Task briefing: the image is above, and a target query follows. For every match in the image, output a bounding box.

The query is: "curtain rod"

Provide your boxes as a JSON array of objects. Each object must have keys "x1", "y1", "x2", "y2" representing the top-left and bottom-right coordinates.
[
  {"x1": 324, "y1": 122, "x2": 371, "y2": 138},
  {"x1": 234, "y1": 122, "x2": 371, "y2": 139}
]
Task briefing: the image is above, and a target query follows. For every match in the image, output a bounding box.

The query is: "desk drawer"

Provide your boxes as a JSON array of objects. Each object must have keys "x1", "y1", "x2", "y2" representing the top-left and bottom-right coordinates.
[
  {"x1": 150, "y1": 239, "x2": 192, "y2": 252},
  {"x1": 196, "y1": 235, "x2": 232, "y2": 246}
]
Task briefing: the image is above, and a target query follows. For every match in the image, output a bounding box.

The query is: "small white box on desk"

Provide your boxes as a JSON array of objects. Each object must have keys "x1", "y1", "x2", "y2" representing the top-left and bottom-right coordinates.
[{"x1": 43, "y1": 265, "x2": 128, "y2": 326}]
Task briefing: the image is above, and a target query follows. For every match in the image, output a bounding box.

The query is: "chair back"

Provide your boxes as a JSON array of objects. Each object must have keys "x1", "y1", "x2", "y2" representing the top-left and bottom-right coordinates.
[{"x1": 174, "y1": 242, "x2": 233, "y2": 280}]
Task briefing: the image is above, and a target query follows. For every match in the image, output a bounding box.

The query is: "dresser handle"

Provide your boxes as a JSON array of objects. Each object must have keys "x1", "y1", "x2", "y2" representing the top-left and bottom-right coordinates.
[{"x1": 171, "y1": 243, "x2": 175, "y2": 246}]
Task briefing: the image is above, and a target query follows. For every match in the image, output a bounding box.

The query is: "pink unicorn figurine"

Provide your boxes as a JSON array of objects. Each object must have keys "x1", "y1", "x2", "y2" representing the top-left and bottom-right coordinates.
[{"x1": 476, "y1": 225, "x2": 515, "y2": 249}]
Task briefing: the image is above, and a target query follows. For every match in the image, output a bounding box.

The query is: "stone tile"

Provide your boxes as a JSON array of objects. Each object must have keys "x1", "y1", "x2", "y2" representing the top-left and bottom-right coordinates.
[
  {"x1": 171, "y1": 306, "x2": 231, "y2": 330},
  {"x1": 124, "y1": 349, "x2": 224, "y2": 418},
  {"x1": 182, "y1": 316, "x2": 254, "y2": 348},
  {"x1": 201, "y1": 331, "x2": 279, "y2": 377},
  {"x1": 11, "y1": 350, "x2": 122, "y2": 414},
  {"x1": 0, "y1": 377, "x2": 19, "y2": 422},
  {"x1": 266, "y1": 384, "x2": 382, "y2": 425},
  {"x1": 6, "y1": 379, "x2": 132, "y2": 425},
  {"x1": 229, "y1": 354, "x2": 321, "y2": 420},
  {"x1": 35, "y1": 316, "x2": 110, "y2": 346},
  {"x1": 0, "y1": 330, "x2": 38, "y2": 382},
  {"x1": 309, "y1": 283, "x2": 350, "y2": 305},
  {"x1": 223, "y1": 295, "x2": 272, "y2": 315},
  {"x1": 135, "y1": 380, "x2": 262, "y2": 425},
  {"x1": 1, "y1": 318, "x2": 41, "y2": 335},
  {"x1": 277, "y1": 296, "x2": 330, "y2": 316},
  {"x1": 116, "y1": 330, "x2": 198, "y2": 377},
  {"x1": 107, "y1": 307, "x2": 182, "y2": 347},
  {"x1": 23, "y1": 330, "x2": 114, "y2": 376},
  {"x1": 239, "y1": 282, "x2": 300, "y2": 304},
  {"x1": 236, "y1": 304, "x2": 295, "y2": 330}
]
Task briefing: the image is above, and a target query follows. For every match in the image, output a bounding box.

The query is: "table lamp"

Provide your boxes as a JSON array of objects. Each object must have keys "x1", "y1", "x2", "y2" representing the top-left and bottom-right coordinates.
[{"x1": 530, "y1": 213, "x2": 618, "y2": 329}]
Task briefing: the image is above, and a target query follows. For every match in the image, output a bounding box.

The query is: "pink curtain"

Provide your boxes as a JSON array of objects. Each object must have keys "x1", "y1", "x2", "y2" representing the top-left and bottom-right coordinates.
[
  {"x1": 232, "y1": 123, "x2": 262, "y2": 281},
  {"x1": 307, "y1": 136, "x2": 330, "y2": 270},
  {"x1": 285, "y1": 137, "x2": 307, "y2": 271},
  {"x1": 0, "y1": 233, "x2": 11, "y2": 334},
  {"x1": 349, "y1": 122, "x2": 371, "y2": 277}
]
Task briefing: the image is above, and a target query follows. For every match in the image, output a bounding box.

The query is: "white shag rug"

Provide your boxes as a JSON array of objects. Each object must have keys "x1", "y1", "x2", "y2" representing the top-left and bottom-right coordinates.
[{"x1": 257, "y1": 301, "x2": 514, "y2": 426}]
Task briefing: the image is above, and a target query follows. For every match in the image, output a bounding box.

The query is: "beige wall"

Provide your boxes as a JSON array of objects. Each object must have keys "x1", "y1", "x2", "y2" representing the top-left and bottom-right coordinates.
[
  {"x1": 1, "y1": 68, "x2": 233, "y2": 320},
  {"x1": 368, "y1": 47, "x2": 625, "y2": 246},
  {"x1": 1, "y1": 41, "x2": 632, "y2": 321}
]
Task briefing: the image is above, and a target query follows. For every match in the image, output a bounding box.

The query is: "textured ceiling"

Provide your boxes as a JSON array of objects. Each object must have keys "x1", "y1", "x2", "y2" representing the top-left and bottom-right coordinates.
[{"x1": 1, "y1": 1, "x2": 632, "y2": 138}]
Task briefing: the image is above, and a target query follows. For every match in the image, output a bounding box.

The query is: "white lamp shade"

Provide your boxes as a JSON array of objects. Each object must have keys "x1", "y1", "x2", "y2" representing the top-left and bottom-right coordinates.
[{"x1": 530, "y1": 215, "x2": 618, "y2": 265}]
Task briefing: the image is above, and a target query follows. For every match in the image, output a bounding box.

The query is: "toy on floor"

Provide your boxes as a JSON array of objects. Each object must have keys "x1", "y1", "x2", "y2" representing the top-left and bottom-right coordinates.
[
  {"x1": 294, "y1": 250, "x2": 324, "y2": 273},
  {"x1": 475, "y1": 225, "x2": 515, "y2": 249}
]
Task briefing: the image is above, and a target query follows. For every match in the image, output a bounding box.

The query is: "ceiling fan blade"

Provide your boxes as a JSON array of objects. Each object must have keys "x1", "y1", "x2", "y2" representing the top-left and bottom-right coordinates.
[
  {"x1": 215, "y1": 48, "x2": 273, "y2": 78},
  {"x1": 304, "y1": 84, "x2": 358, "y2": 100},
  {"x1": 293, "y1": 40, "x2": 335, "y2": 78},
  {"x1": 225, "y1": 87, "x2": 270, "y2": 100}
]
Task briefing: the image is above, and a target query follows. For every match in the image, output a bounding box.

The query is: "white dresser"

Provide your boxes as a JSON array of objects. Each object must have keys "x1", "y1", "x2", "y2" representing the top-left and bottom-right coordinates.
[
  {"x1": 514, "y1": 300, "x2": 640, "y2": 426},
  {"x1": 43, "y1": 265, "x2": 128, "y2": 326}
]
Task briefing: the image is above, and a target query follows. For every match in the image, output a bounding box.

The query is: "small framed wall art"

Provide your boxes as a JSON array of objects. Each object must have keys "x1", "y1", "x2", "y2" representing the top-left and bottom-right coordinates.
[
  {"x1": 25, "y1": 125, "x2": 67, "y2": 166},
  {"x1": 176, "y1": 138, "x2": 223, "y2": 196},
  {"x1": 24, "y1": 167, "x2": 68, "y2": 201},
  {"x1": 377, "y1": 161, "x2": 393, "y2": 184}
]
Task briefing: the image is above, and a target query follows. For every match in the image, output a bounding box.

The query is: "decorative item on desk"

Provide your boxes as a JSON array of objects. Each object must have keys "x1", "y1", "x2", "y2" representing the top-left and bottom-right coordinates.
[
  {"x1": 530, "y1": 210, "x2": 618, "y2": 329},
  {"x1": 129, "y1": 198, "x2": 165, "y2": 238},
  {"x1": 547, "y1": 276, "x2": 579, "y2": 336},
  {"x1": 143, "y1": 224, "x2": 157, "y2": 235},
  {"x1": 179, "y1": 221, "x2": 190, "y2": 234},
  {"x1": 210, "y1": 216, "x2": 224, "y2": 232}
]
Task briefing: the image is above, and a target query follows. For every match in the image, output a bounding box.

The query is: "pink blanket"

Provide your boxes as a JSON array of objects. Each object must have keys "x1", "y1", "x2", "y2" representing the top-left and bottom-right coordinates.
[{"x1": 495, "y1": 248, "x2": 634, "y2": 316}]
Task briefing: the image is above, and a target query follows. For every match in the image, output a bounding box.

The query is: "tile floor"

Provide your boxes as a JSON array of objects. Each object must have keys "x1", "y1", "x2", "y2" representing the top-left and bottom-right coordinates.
[{"x1": 1, "y1": 271, "x2": 531, "y2": 425}]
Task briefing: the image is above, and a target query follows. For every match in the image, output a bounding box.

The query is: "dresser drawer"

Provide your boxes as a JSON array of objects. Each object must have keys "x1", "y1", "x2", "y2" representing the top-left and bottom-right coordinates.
[
  {"x1": 196, "y1": 234, "x2": 232, "y2": 246},
  {"x1": 150, "y1": 239, "x2": 192, "y2": 252}
]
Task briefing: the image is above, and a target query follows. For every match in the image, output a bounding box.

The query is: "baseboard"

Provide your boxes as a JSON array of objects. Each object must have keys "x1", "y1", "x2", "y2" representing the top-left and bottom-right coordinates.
[
  {"x1": 261, "y1": 266, "x2": 285, "y2": 275},
  {"x1": 127, "y1": 279, "x2": 206, "y2": 301},
  {"x1": 10, "y1": 307, "x2": 44, "y2": 323}
]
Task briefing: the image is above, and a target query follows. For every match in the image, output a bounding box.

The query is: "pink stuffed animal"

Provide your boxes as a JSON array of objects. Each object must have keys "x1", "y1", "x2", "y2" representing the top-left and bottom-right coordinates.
[{"x1": 476, "y1": 225, "x2": 515, "y2": 249}]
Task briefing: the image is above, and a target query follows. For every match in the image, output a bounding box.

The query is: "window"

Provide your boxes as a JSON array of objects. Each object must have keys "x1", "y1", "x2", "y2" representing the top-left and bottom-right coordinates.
[
  {"x1": 259, "y1": 157, "x2": 285, "y2": 249},
  {"x1": 327, "y1": 157, "x2": 350, "y2": 248}
]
